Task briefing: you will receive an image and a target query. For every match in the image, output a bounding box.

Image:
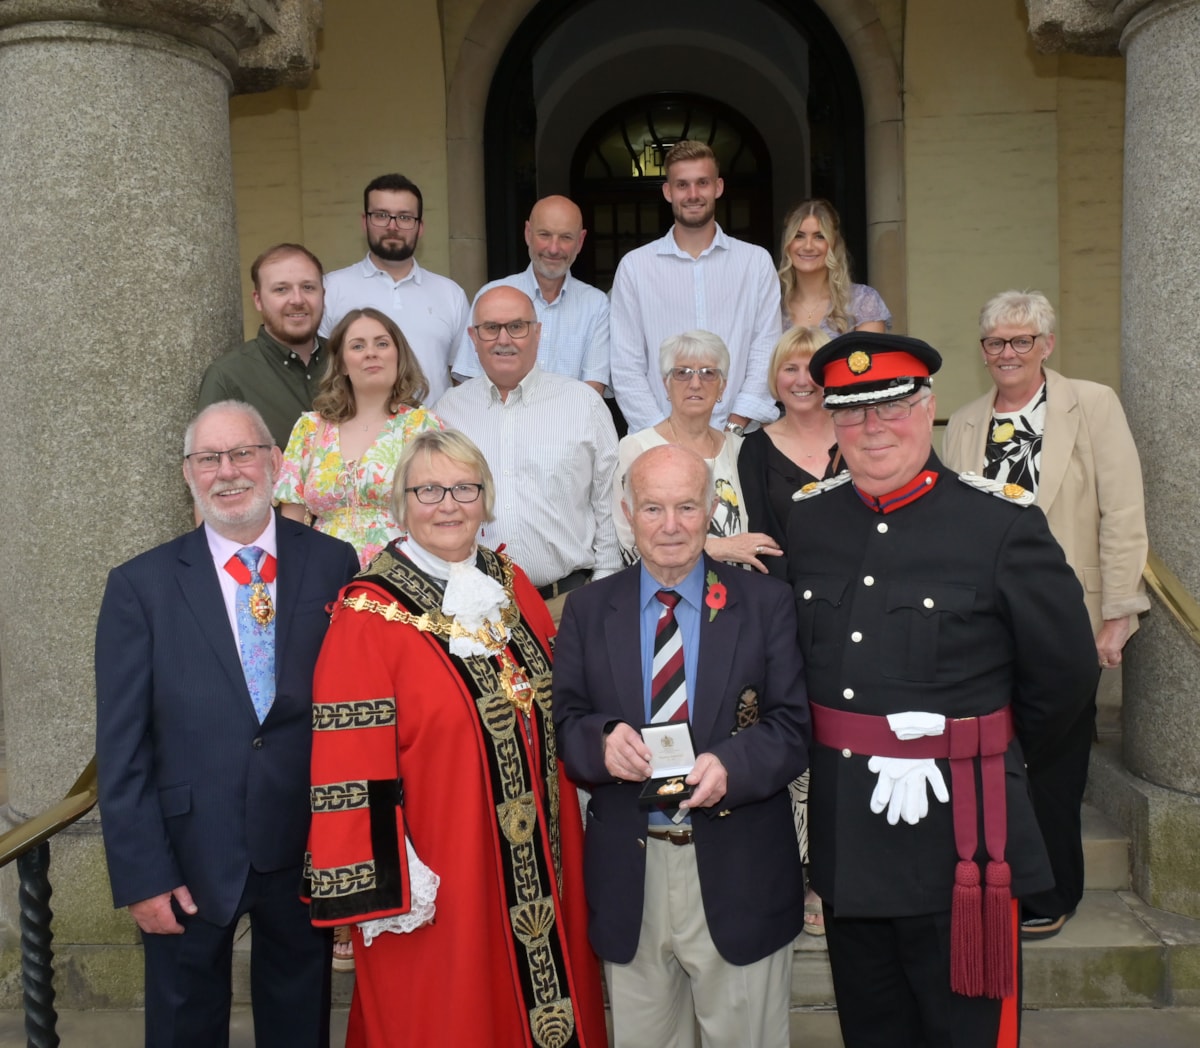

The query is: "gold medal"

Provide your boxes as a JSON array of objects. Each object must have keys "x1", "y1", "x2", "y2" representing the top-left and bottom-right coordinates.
[
  {"x1": 657, "y1": 778, "x2": 685, "y2": 796},
  {"x1": 249, "y1": 582, "x2": 275, "y2": 626},
  {"x1": 991, "y1": 421, "x2": 1015, "y2": 443}
]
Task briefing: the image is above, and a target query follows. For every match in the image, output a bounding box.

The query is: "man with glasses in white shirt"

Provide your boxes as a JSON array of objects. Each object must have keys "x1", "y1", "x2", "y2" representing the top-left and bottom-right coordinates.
[
  {"x1": 320, "y1": 173, "x2": 469, "y2": 403},
  {"x1": 434, "y1": 285, "x2": 620, "y2": 622}
]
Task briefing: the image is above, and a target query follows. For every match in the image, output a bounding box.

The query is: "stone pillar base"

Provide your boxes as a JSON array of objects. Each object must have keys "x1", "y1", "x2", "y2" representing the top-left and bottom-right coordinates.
[{"x1": 1087, "y1": 739, "x2": 1200, "y2": 919}]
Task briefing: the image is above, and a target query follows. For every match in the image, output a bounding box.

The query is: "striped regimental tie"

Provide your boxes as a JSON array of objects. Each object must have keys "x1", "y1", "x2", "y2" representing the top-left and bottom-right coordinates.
[{"x1": 650, "y1": 590, "x2": 687, "y2": 723}]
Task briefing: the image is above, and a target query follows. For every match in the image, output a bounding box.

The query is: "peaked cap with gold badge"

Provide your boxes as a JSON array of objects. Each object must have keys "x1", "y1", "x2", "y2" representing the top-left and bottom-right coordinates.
[{"x1": 809, "y1": 331, "x2": 943, "y2": 408}]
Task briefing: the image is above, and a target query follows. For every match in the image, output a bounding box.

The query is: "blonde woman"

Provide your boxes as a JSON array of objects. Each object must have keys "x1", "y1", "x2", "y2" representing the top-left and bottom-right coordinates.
[{"x1": 778, "y1": 199, "x2": 889, "y2": 336}]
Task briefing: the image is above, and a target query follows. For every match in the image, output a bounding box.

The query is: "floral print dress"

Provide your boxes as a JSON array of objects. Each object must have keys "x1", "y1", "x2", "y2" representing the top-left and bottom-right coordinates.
[{"x1": 274, "y1": 406, "x2": 443, "y2": 568}]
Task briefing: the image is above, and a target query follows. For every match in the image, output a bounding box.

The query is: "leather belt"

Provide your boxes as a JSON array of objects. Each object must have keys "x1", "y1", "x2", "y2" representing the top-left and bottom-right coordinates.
[
  {"x1": 647, "y1": 827, "x2": 693, "y2": 846},
  {"x1": 537, "y1": 569, "x2": 592, "y2": 600},
  {"x1": 811, "y1": 702, "x2": 1016, "y2": 1000}
]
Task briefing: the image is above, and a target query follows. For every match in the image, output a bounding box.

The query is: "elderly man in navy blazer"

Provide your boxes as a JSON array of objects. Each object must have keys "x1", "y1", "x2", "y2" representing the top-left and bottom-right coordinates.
[
  {"x1": 95, "y1": 401, "x2": 359, "y2": 1048},
  {"x1": 553, "y1": 443, "x2": 809, "y2": 1048}
]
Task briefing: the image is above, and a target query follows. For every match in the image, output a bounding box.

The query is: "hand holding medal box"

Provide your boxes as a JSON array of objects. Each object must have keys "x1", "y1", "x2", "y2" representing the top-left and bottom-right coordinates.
[{"x1": 637, "y1": 723, "x2": 698, "y2": 808}]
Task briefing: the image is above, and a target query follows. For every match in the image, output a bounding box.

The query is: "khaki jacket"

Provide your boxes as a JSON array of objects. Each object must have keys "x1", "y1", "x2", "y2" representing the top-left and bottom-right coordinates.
[{"x1": 943, "y1": 367, "x2": 1149, "y2": 635}]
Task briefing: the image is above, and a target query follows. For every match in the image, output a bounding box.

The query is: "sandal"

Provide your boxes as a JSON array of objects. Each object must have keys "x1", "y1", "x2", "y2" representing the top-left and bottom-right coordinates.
[
  {"x1": 803, "y1": 890, "x2": 826, "y2": 937},
  {"x1": 332, "y1": 925, "x2": 355, "y2": 972}
]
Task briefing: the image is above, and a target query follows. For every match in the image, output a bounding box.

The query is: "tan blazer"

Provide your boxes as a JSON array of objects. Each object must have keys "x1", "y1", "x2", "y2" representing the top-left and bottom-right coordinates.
[{"x1": 943, "y1": 367, "x2": 1149, "y2": 635}]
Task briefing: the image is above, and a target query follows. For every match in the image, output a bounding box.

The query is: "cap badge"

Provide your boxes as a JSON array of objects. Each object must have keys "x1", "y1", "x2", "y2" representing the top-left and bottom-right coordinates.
[{"x1": 848, "y1": 350, "x2": 872, "y2": 375}]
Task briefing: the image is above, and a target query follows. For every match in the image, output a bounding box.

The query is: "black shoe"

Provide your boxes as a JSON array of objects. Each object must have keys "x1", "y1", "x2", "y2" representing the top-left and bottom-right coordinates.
[{"x1": 1020, "y1": 911, "x2": 1075, "y2": 941}]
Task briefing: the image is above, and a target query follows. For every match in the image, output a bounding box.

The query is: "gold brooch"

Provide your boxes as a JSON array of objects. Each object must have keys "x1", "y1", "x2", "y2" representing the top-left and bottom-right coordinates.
[
  {"x1": 848, "y1": 350, "x2": 871, "y2": 374},
  {"x1": 992, "y1": 421, "x2": 1015, "y2": 443}
]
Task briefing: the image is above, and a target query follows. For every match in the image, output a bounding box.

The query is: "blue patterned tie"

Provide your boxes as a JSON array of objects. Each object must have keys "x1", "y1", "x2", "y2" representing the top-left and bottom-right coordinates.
[{"x1": 234, "y1": 546, "x2": 275, "y2": 722}]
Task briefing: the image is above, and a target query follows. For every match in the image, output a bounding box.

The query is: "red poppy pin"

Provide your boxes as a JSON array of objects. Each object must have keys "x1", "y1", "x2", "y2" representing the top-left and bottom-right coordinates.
[{"x1": 704, "y1": 570, "x2": 727, "y2": 622}]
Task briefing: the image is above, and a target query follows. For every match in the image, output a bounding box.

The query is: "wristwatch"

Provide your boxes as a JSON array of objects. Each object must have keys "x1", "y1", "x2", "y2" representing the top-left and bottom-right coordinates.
[{"x1": 725, "y1": 422, "x2": 746, "y2": 437}]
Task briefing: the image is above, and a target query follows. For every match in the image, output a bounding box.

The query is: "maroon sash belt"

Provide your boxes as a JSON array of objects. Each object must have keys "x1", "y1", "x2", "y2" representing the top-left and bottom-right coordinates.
[{"x1": 811, "y1": 703, "x2": 1016, "y2": 1000}]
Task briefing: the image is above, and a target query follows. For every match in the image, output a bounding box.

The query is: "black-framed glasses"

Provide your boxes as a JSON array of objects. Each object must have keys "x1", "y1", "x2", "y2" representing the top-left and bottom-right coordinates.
[
  {"x1": 980, "y1": 334, "x2": 1042, "y2": 356},
  {"x1": 366, "y1": 211, "x2": 420, "y2": 229},
  {"x1": 404, "y1": 483, "x2": 485, "y2": 505},
  {"x1": 184, "y1": 445, "x2": 272, "y2": 472},
  {"x1": 473, "y1": 320, "x2": 533, "y2": 341},
  {"x1": 830, "y1": 395, "x2": 929, "y2": 428},
  {"x1": 667, "y1": 366, "x2": 723, "y2": 384}
]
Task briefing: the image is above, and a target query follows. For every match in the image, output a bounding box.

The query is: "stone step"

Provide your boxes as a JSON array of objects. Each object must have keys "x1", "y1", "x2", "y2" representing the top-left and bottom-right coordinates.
[
  {"x1": 1081, "y1": 802, "x2": 1131, "y2": 891},
  {"x1": 789, "y1": 888, "x2": 1200, "y2": 1010}
]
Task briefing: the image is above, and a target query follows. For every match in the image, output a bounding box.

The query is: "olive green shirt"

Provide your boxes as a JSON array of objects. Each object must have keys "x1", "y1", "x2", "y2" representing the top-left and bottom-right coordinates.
[{"x1": 196, "y1": 327, "x2": 327, "y2": 448}]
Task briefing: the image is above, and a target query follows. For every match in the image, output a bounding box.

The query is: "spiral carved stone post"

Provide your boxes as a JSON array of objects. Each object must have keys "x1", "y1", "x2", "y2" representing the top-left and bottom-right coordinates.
[{"x1": 16, "y1": 842, "x2": 58, "y2": 1048}]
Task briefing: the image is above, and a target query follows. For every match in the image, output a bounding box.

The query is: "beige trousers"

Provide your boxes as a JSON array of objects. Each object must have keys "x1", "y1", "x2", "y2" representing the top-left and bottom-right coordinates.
[{"x1": 605, "y1": 839, "x2": 792, "y2": 1048}]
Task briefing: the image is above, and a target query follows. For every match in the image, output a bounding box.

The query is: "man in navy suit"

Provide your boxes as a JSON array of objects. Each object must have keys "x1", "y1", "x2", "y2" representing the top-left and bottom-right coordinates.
[
  {"x1": 553, "y1": 443, "x2": 809, "y2": 1048},
  {"x1": 95, "y1": 401, "x2": 359, "y2": 1048}
]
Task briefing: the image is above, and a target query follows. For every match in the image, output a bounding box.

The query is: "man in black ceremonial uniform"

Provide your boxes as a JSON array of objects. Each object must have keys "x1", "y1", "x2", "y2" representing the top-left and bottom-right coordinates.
[{"x1": 787, "y1": 331, "x2": 1098, "y2": 1048}]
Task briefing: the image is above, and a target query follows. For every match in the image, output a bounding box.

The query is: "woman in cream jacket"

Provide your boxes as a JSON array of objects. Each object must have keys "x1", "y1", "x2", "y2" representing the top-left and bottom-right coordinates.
[{"x1": 943, "y1": 289, "x2": 1149, "y2": 940}]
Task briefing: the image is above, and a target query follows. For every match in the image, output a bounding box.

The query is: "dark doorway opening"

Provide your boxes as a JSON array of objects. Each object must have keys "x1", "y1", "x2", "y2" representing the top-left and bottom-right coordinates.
[{"x1": 483, "y1": 0, "x2": 866, "y2": 287}]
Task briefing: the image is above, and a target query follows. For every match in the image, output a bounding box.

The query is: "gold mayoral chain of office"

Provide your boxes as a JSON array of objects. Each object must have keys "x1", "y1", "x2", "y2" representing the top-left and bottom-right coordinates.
[{"x1": 340, "y1": 553, "x2": 535, "y2": 714}]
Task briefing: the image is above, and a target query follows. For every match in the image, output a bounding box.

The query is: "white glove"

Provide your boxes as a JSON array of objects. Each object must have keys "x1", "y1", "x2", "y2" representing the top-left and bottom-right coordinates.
[
  {"x1": 867, "y1": 757, "x2": 950, "y2": 826},
  {"x1": 886, "y1": 711, "x2": 946, "y2": 740}
]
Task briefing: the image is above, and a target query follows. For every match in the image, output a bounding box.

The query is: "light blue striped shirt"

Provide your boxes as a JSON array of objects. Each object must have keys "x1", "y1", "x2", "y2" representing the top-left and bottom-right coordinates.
[
  {"x1": 609, "y1": 225, "x2": 782, "y2": 431},
  {"x1": 452, "y1": 266, "x2": 610, "y2": 386}
]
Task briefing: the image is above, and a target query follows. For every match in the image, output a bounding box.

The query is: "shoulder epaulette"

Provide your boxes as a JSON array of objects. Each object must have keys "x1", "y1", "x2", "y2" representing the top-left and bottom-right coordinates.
[
  {"x1": 791, "y1": 472, "x2": 853, "y2": 502},
  {"x1": 956, "y1": 471, "x2": 1035, "y2": 506}
]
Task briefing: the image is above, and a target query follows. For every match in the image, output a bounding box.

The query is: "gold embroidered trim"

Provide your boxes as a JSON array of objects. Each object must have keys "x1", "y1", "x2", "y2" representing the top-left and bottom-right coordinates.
[
  {"x1": 312, "y1": 697, "x2": 397, "y2": 731},
  {"x1": 311, "y1": 780, "x2": 370, "y2": 813},
  {"x1": 309, "y1": 860, "x2": 376, "y2": 898}
]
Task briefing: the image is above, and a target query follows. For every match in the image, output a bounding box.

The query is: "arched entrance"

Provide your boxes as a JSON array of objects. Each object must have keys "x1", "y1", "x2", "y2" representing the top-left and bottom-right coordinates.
[
  {"x1": 482, "y1": 0, "x2": 867, "y2": 287},
  {"x1": 448, "y1": 0, "x2": 902, "y2": 324}
]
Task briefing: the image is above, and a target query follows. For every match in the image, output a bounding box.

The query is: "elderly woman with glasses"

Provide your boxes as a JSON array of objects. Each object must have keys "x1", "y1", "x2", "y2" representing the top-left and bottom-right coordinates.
[
  {"x1": 275, "y1": 307, "x2": 443, "y2": 575},
  {"x1": 943, "y1": 289, "x2": 1149, "y2": 941},
  {"x1": 612, "y1": 330, "x2": 782, "y2": 571},
  {"x1": 304, "y1": 428, "x2": 607, "y2": 1048}
]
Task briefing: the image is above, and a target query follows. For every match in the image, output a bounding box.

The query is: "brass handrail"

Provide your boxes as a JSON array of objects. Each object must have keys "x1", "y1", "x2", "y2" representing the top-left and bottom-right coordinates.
[
  {"x1": 1143, "y1": 550, "x2": 1200, "y2": 648},
  {"x1": 0, "y1": 756, "x2": 98, "y2": 869}
]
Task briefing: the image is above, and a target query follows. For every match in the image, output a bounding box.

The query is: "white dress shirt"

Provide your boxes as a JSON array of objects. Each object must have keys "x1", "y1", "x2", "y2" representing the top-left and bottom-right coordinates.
[
  {"x1": 451, "y1": 265, "x2": 610, "y2": 387},
  {"x1": 433, "y1": 367, "x2": 621, "y2": 588},
  {"x1": 319, "y1": 255, "x2": 470, "y2": 404},
  {"x1": 609, "y1": 225, "x2": 782, "y2": 431}
]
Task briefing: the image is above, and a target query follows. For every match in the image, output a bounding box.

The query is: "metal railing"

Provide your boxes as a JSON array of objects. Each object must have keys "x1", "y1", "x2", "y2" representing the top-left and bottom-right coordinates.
[
  {"x1": 0, "y1": 758, "x2": 98, "y2": 1048},
  {"x1": 1143, "y1": 551, "x2": 1200, "y2": 648}
]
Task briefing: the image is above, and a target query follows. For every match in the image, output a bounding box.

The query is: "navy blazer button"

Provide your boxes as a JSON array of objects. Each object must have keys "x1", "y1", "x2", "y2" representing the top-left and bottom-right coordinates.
[
  {"x1": 252, "y1": 737, "x2": 264, "y2": 749},
  {"x1": 637, "y1": 838, "x2": 646, "y2": 849}
]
